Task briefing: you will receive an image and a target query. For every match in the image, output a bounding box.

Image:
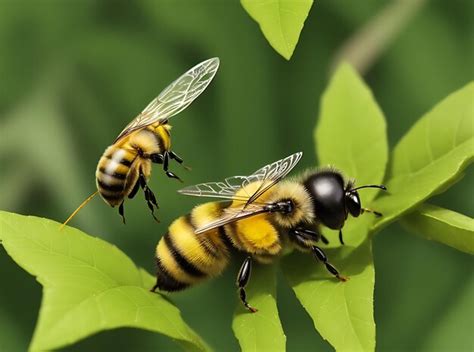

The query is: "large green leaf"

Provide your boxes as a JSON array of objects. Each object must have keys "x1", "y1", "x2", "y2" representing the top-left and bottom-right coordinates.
[
  {"x1": 315, "y1": 63, "x2": 388, "y2": 247},
  {"x1": 241, "y1": 0, "x2": 313, "y2": 60},
  {"x1": 232, "y1": 263, "x2": 286, "y2": 352},
  {"x1": 316, "y1": 63, "x2": 388, "y2": 199},
  {"x1": 0, "y1": 211, "x2": 208, "y2": 352},
  {"x1": 282, "y1": 240, "x2": 375, "y2": 352},
  {"x1": 373, "y1": 83, "x2": 474, "y2": 230},
  {"x1": 282, "y1": 63, "x2": 384, "y2": 351},
  {"x1": 400, "y1": 203, "x2": 474, "y2": 254}
]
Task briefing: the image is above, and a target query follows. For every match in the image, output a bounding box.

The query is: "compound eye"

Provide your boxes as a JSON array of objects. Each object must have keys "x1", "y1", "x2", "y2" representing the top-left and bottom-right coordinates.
[{"x1": 346, "y1": 192, "x2": 361, "y2": 217}]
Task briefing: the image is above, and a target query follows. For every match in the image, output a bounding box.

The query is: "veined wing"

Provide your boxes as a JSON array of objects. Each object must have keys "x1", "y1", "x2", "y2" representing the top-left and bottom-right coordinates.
[
  {"x1": 177, "y1": 175, "x2": 260, "y2": 201},
  {"x1": 178, "y1": 152, "x2": 302, "y2": 202},
  {"x1": 243, "y1": 151, "x2": 302, "y2": 206},
  {"x1": 115, "y1": 57, "x2": 219, "y2": 142},
  {"x1": 195, "y1": 204, "x2": 268, "y2": 234}
]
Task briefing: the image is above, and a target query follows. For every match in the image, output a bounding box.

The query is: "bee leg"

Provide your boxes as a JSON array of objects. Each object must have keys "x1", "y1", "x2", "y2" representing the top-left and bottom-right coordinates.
[
  {"x1": 236, "y1": 256, "x2": 258, "y2": 313},
  {"x1": 169, "y1": 150, "x2": 183, "y2": 163},
  {"x1": 138, "y1": 173, "x2": 160, "y2": 223},
  {"x1": 169, "y1": 150, "x2": 191, "y2": 171},
  {"x1": 118, "y1": 201, "x2": 126, "y2": 224},
  {"x1": 127, "y1": 180, "x2": 140, "y2": 199},
  {"x1": 321, "y1": 234, "x2": 330, "y2": 245},
  {"x1": 291, "y1": 227, "x2": 328, "y2": 244},
  {"x1": 150, "y1": 153, "x2": 164, "y2": 164},
  {"x1": 163, "y1": 152, "x2": 183, "y2": 182},
  {"x1": 311, "y1": 246, "x2": 348, "y2": 282}
]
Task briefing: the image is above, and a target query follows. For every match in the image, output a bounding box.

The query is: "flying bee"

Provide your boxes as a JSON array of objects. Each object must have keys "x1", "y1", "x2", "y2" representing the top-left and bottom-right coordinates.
[
  {"x1": 150, "y1": 152, "x2": 386, "y2": 312},
  {"x1": 62, "y1": 58, "x2": 220, "y2": 227}
]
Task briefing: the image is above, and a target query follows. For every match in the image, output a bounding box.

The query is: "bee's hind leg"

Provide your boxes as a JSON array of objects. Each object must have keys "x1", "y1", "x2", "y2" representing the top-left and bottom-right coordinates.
[
  {"x1": 138, "y1": 173, "x2": 159, "y2": 223},
  {"x1": 236, "y1": 256, "x2": 258, "y2": 313}
]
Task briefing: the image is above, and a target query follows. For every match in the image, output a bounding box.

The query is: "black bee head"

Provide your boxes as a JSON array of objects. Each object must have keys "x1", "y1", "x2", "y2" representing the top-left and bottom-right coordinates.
[
  {"x1": 303, "y1": 170, "x2": 347, "y2": 230},
  {"x1": 303, "y1": 169, "x2": 387, "y2": 230}
]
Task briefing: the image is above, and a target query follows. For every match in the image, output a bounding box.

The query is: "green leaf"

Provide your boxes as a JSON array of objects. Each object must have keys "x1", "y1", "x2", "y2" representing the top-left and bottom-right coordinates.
[
  {"x1": 315, "y1": 63, "x2": 388, "y2": 246},
  {"x1": 283, "y1": 62, "x2": 383, "y2": 351},
  {"x1": 232, "y1": 263, "x2": 286, "y2": 352},
  {"x1": 241, "y1": 0, "x2": 313, "y2": 60},
  {"x1": 400, "y1": 203, "x2": 474, "y2": 254},
  {"x1": 374, "y1": 82, "x2": 474, "y2": 230},
  {"x1": 282, "y1": 240, "x2": 375, "y2": 352},
  {"x1": 0, "y1": 211, "x2": 208, "y2": 352}
]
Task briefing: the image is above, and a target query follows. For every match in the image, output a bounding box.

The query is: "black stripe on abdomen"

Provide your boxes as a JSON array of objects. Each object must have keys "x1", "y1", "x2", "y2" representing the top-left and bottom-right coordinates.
[
  {"x1": 218, "y1": 226, "x2": 234, "y2": 252},
  {"x1": 97, "y1": 179, "x2": 124, "y2": 192},
  {"x1": 164, "y1": 234, "x2": 206, "y2": 278},
  {"x1": 185, "y1": 214, "x2": 220, "y2": 259},
  {"x1": 98, "y1": 166, "x2": 126, "y2": 180},
  {"x1": 154, "y1": 257, "x2": 189, "y2": 292}
]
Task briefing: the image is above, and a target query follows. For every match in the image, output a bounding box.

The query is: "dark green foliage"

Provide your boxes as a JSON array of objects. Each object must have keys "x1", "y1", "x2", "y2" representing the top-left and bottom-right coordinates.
[{"x1": 0, "y1": 1, "x2": 472, "y2": 351}]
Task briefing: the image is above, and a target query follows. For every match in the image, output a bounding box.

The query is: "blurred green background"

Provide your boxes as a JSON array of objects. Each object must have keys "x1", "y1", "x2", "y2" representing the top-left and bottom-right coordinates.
[{"x1": 0, "y1": 0, "x2": 473, "y2": 351}]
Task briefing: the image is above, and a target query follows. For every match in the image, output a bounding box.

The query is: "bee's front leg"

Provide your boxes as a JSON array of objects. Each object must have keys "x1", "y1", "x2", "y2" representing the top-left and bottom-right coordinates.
[
  {"x1": 289, "y1": 228, "x2": 347, "y2": 282},
  {"x1": 149, "y1": 153, "x2": 164, "y2": 164},
  {"x1": 290, "y1": 227, "x2": 329, "y2": 245},
  {"x1": 169, "y1": 150, "x2": 191, "y2": 171},
  {"x1": 162, "y1": 152, "x2": 183, "y2": 182},
  {"x1": 311, "y1": 246, "x2": 348, "y2": 282},
  {"x1": 169, "y1": 150, "x2": 183, "y2": 163}
]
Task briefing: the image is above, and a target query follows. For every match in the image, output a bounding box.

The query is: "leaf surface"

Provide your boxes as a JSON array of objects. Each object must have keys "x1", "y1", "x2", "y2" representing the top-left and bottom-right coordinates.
[
  {"x1": 232, "y1": 263, "x2": 286, "y2": 352},
  {"x1": 400, "y1": 203, "x2": 474, "y2": 254},
  {"x1": 241, "y1": 0, "x2": 313, "y2": 60},
  {"x1": 315, "y1": 63, "x2": 388, "y2": 247},
  {"x1": 374, "y1": 83, "x2": 474, "y2": 230},
  {"x1": 0, "y1": 211, "x2": 208, "y2": 352},
  {"x1": 282, "y1": 240, "x2": 375, "y2": 352},
  {"x1": 283, "y1": 63, "x2": 384, "y2": 351}
]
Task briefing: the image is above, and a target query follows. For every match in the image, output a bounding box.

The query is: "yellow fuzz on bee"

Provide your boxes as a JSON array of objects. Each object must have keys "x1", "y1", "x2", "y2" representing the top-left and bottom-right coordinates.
[{"x1": 270, "y1": 181, "x2": 314, "y2": 228}]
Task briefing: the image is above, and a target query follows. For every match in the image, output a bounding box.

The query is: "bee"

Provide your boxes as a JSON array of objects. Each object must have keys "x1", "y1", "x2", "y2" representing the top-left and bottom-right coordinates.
[
  {"x1": 150, "y1": 152, "x2": 386, "y2": 312},
  {"x1": 63, "y1": 58, "x2": 220, "y2": 226}
]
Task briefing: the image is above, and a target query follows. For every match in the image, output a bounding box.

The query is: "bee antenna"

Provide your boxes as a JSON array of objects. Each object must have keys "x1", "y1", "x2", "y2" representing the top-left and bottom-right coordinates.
[
  {"x1": 351, "y1": 184, "x2": 387, "y2": 192},
  {"x1": 60, "y1": 191, "x2": 99, "y2": 230}
]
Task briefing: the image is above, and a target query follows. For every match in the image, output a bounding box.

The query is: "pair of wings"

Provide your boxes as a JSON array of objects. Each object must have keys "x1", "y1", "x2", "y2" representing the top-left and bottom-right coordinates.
[
  {"x1": 114, "y1": 57, "x2": 220, "y2": 142},
  {"x1": 178, "y1": 152, "x2": 303, "y2": 234}
]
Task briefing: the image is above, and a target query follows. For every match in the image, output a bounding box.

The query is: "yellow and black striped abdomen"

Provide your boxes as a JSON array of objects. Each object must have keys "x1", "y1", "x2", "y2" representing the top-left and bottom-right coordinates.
[
  {"x1": 155, "y1": 202, "x2": 231, "y2": 292},
  {"x1": 96, "y1": 145, "x2": 138, "y2": 207}
]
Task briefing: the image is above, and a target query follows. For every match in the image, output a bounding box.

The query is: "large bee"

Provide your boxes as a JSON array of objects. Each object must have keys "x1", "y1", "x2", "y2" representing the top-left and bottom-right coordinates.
[
  {"x1": 151, "y1": 152, "x2": 386, "y2": 312},
  {"x1": 63, "y1": 58, "x2": 219, "y2": 226}
]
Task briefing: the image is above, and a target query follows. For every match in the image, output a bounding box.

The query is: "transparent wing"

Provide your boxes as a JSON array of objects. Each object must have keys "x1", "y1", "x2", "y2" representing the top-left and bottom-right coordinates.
[
  {"x1": 243, "y1": 151, "x2": 303, "y2": 206},
  {"x1": 178, "y1": 152, "x2": 303, "y2": 203},
  {"x1": 195, "y1": 204, "x2": 268, "y2": 234},
  {"x1": 115, "y1": 57, "x2": 219, "y2": 142},
  {"x1": 176, "y1": 175, "x2": 258, "y2": 201}
]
